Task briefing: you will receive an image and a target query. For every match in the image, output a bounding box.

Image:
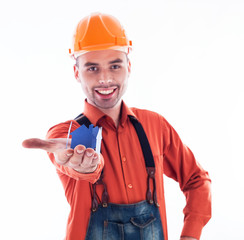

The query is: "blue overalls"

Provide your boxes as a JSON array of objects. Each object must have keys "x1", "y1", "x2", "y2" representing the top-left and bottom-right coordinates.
[{"x1": 75, "y1": 115, "x2": 164, "y2": 240}]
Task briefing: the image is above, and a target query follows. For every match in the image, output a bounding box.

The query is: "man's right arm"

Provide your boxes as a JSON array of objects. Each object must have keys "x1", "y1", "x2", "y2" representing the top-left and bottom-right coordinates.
[{"x1": 22, "y1": 120, "x2": 104, "y2": 184}]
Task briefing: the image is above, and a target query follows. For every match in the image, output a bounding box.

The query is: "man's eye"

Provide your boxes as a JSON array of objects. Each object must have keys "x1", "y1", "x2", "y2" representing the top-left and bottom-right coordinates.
[
  {"x1": 88, "y1": 66, "x2": 98, "y2": 72},
  {"x1": 111, "y1": 65, "x2": 120, "y2": 70}
]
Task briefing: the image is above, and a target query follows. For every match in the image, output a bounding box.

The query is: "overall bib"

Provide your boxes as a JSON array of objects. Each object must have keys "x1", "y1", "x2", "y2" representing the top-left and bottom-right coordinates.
[{"x1": 75, "y1": 115, "x2": 164, "y2": 240}]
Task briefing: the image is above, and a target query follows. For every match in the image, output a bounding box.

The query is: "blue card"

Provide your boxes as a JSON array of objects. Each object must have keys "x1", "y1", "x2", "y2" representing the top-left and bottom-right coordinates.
[{"x1": 70, "y1": 124, "x2": 102, "y2": 153}]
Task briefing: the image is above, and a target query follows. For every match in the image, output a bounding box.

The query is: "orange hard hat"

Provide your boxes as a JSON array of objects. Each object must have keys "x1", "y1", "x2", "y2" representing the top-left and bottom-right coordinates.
[{"x1": 69, "y1": 12, "x2": 132, "y2": 59}]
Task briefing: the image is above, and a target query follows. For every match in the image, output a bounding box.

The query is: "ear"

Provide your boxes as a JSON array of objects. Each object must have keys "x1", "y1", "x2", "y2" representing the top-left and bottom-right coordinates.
[
  {"x1": 73, "y1": 64, "x2": 81, "y2": 83},
  {"x1": 127, "y1": 59, "x2": 131, "y2": 75}
]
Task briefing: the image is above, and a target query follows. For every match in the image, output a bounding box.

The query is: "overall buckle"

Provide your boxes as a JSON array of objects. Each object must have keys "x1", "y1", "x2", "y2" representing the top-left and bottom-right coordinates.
[
  {"x1": 146, "y1": 167, "x2": 160, "y2": 207},
  {"x1": 92, "y1": 173, "x2": 108, "y2": 212}
]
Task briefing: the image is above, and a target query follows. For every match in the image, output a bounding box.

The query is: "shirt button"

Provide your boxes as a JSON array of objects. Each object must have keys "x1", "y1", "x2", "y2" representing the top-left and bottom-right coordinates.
[
  {"x1": 122, "y1": 156, "x2": 126, "y2": 162},
  {"x1": 128, "y1": 184, "x2": 133, "y2": 189}
]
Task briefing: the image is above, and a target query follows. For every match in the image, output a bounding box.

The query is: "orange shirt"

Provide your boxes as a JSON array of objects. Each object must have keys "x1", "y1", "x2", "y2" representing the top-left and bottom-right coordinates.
[{"x1": 46, "y1": 100, "x2": 211, "y2": 240}]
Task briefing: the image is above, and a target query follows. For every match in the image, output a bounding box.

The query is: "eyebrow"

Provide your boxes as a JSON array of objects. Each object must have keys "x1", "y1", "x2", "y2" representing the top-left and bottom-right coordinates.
[
  {"x1": 83, "y1": 58, "x2": 123, "y2": 67},
  {"x1": 108, "y1": 58, "x2": 123, "y2": 64},
  {"x1": 84, "y1": 62, "x2": 99, "y2": 67}
]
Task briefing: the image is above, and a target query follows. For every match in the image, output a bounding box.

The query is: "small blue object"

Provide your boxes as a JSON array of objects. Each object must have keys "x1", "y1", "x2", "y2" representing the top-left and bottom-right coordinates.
[{"x1": 70, "y1": 124, "x2": 99, "y2": 150}]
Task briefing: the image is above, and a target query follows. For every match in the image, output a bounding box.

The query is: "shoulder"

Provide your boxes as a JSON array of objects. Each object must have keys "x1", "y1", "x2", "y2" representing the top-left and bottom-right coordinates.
[
  {"x1": 130, "y1": 107, "x2": 166, "y2": 125},
  {"x1": 129, "y1": 107, "x2": 174, "y2": 135}
]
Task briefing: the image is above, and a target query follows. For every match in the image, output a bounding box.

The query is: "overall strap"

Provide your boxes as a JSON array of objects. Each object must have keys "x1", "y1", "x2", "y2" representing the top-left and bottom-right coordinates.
[
  {"x1": 128, "y1": 116, "x2": 154, "y2": 167},
  {"x1": 128, "y1": 115, "x2": 159, "y2": 207},
  {"x1": 75, "y1": 114, "x2": 92, "y2": 128}
]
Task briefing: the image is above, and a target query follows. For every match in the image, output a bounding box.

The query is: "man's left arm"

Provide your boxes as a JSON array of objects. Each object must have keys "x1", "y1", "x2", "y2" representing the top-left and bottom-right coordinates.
[{"x1": 162, "y1": 118, "x2": 211, "y2": 240}]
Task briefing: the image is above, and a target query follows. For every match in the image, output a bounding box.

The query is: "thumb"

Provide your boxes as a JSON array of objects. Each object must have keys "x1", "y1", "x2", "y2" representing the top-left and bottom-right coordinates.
[{"x1": 22, "y1": 138, "x2": 70, "y2": 153}]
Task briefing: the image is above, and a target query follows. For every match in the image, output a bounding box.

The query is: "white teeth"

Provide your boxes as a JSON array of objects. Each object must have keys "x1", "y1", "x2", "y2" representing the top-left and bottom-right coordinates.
[{"x1": 97, "y1": 89, "x2": 114, "y2": 95}]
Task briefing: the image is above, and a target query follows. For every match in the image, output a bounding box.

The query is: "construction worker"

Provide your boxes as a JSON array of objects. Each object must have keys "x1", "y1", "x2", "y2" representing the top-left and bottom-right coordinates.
[{"x1": 22, "y1": 13, "x2": 211, "y2": 240}]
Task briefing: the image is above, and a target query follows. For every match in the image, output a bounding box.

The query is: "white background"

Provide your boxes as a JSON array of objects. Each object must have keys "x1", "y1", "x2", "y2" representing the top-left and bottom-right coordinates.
[{"x1": 0, "y1": 0, "x2": 243, "y2": 239}]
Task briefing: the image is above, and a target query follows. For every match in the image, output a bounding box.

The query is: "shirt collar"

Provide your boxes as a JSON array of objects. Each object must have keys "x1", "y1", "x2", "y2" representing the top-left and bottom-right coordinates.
[
  {"x1": 83, "y1": 99, "x2": 106, "y2": 126},
  {"x1": 83, "y1": 99, "x2": 137, "y2": 127},
  {"x1": 120, "y1": 101, "x2": 136, "y2": 127}
]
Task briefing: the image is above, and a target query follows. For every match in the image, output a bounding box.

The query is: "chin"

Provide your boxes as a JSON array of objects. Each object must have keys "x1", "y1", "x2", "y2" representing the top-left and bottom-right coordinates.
[{"x1": 95, "y1": 99, "x2": 121, "y2": 110}]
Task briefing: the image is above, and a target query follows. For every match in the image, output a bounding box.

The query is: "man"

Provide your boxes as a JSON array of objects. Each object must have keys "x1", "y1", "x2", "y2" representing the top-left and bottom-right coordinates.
[{"x1": 22, "y1": 13, "x2": 211, "y2": 240}]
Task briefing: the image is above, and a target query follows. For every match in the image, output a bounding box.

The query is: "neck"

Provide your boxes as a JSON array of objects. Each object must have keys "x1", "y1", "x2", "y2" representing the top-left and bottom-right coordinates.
[
  {"x1": 87, "y1": 99, "x2": 122, "y2": 128},
  {"x1": 99, "y1": 101, "x2": 122, "y2": 128}
]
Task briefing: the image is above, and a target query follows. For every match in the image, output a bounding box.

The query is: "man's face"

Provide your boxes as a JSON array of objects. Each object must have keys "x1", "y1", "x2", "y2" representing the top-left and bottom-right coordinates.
[{"x1": 74, "y1": 49, "x2": 131, "y2": 110}]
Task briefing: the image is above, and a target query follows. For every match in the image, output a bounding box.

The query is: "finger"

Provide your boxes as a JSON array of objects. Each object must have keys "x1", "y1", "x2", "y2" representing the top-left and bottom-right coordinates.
[
  {"x1": 81, "y1": 148, "x2": 95, "y2": 167},
  {"x1": 54, "y1": 149, "x2": 74, "y2": 165},
  {"x1": 22, "y1": 138, "x2": 70, "y2": 152},
  {"x1": 91, "y1": 152, "x2": 100, "y2": 166},
  {"x1": 68, "y1": 145, "x2": 86, "y2": 168},
  {"x1": 73, "y1": 149, "x2": 100, "y2": 173},
  {"x1": 85, "y1": 153, "x2": 100, "y2": 173},
  {"x1": 22, "y1": 138, "x2": 49, "y2": 149}
]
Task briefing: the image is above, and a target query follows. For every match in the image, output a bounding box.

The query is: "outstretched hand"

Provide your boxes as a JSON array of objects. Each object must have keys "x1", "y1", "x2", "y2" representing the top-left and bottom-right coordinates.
[{"x1": 22, "y1": 138, "x2": 100, "y2": 173}]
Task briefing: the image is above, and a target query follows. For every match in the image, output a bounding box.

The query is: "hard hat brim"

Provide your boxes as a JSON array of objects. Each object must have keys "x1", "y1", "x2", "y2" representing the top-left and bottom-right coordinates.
[{"x1": 70, "y1": 45, "x2": 132, "y2": 59}]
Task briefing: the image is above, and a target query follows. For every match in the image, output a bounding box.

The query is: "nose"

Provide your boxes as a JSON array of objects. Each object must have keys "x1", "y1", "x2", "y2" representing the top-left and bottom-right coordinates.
[
  {"x1": 99, "y1": 79, "x2": 112, "y2": 84},
  {"x1": 98, "y1": 69, "x2": 113, "y2": 84}
]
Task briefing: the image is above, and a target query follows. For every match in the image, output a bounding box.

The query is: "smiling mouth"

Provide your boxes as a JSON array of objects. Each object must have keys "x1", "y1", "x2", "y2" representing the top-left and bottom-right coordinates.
[{"x1": 95, "y1": 87, "x2": 117, "y2": 96}]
